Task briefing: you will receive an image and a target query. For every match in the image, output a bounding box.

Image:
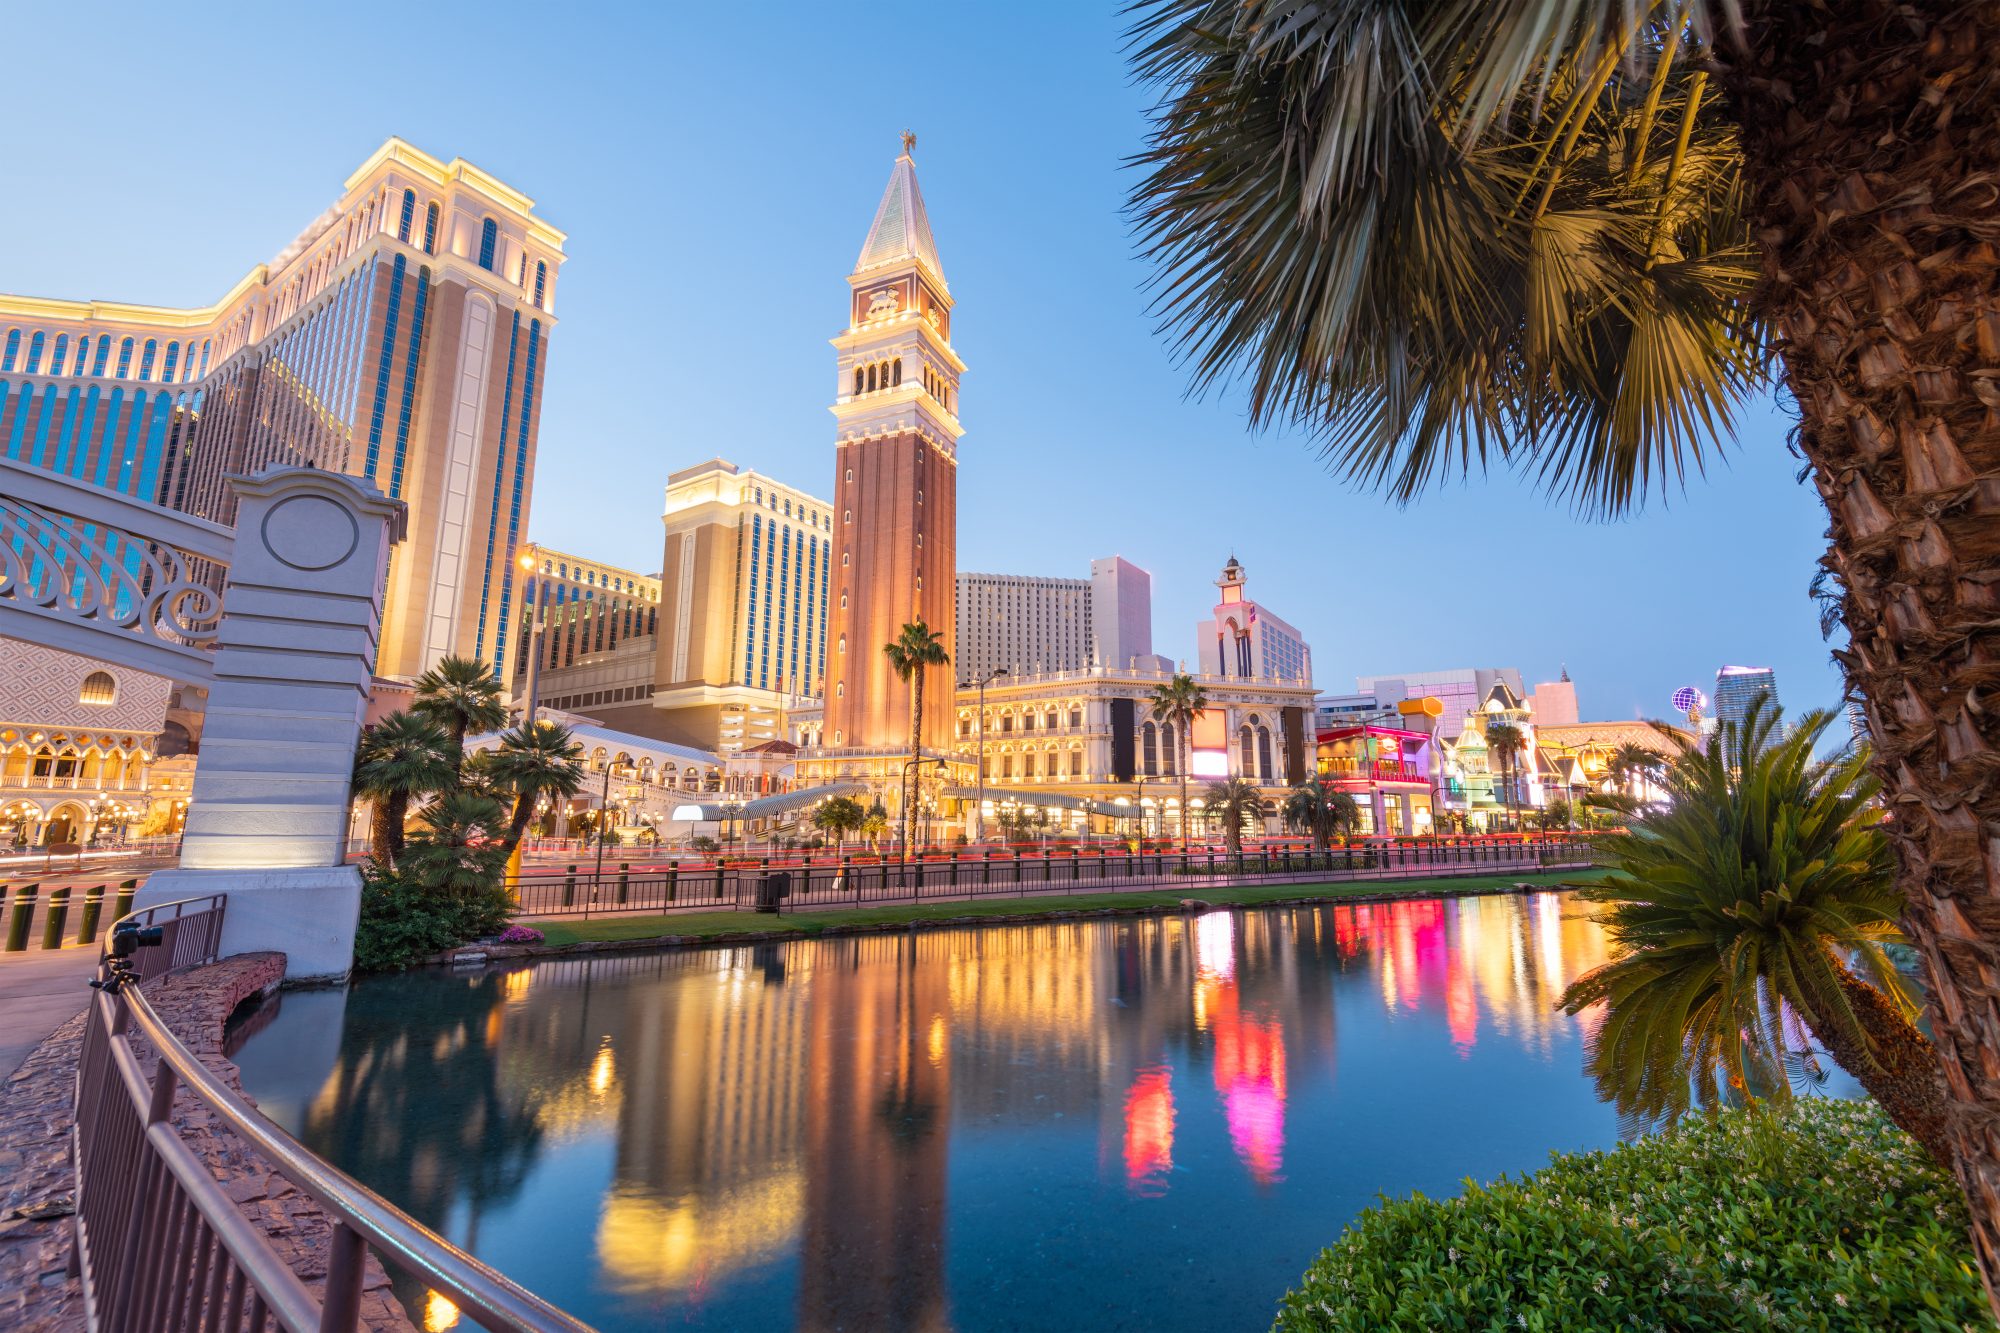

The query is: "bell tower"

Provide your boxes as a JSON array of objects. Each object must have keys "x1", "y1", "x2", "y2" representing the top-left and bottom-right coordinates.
[{"x1": 820, "y1": 135, "x2": 963, "y2": 756}]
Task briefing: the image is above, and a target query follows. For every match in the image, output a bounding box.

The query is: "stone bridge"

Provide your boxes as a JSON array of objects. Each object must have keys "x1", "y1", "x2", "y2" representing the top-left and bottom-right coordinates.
[{"x1": 0, "y1": 456, "x2": 404, "y2": 979}]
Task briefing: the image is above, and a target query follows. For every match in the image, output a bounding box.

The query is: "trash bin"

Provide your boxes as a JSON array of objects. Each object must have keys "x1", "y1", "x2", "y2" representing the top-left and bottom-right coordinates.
[{"x1": 755, "y1": 870, "x2": 792, "y2": 914}]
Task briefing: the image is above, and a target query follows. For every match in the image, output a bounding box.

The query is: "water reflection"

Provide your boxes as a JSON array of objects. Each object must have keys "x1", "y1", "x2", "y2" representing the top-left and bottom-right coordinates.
[{"x1": 234, "y1": 892, "x2": 1626, "y2": 1332}]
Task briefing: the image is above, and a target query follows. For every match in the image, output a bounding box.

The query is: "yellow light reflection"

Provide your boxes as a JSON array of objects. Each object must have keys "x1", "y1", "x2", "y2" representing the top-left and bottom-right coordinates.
[
  {"x1": 423, "y1": 1290, "x2": 460, "y2": 1331},
  {"x1": 926, "y1": 1014, "x2": 947, "y2": 1066},
  {"x1": 590, "y1": 1040, "x2": 616, "y2": 1097}
]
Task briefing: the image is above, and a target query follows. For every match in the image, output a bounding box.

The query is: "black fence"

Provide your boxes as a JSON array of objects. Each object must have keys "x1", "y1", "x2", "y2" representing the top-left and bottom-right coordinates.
[{"x1": 507, "y1": 838, "x2": 1598, "y2": 919}]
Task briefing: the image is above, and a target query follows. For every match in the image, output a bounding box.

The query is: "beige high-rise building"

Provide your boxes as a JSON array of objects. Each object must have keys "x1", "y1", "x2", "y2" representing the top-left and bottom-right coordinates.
[
  {"x1": 816, "y1": 137, "x2": 962, "y2": 764},
  {"x1": 650, "y1": 459, "x2": 832, "y2": 753}
]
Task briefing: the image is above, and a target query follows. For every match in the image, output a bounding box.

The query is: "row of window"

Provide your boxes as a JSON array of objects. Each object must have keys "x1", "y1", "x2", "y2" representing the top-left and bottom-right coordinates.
[
  {"x1": 957, "y1": 706, "x2": 1087, "y2": 736},
  {"x1": 0, "y1": 330, "x2": 214, "y2": 385},
  {"x1": 747, "y1": 485, "x2": 826, "y2": 528}
]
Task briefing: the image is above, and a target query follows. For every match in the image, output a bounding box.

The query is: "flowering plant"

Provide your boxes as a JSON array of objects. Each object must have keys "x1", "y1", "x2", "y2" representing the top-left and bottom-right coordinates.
[{"x1": 495, "y1": 924, "x2": 544, "y2": 945}]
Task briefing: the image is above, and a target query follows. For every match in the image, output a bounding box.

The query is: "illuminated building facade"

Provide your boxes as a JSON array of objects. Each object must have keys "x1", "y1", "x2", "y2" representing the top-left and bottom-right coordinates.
[
  {"x1": 815, "y1": 138, "x2": 962, "y2": 765},
  {"x1": 510, "y1": 548, "x2": 660, "y2": 728},
  {"x1": 1714, "y1": 664, "x2": 1779, "y2": 728},
  {"x1": 1315, "y1": 719, "x2": 1440, "y2": 836},
  {"x1": 1350, "y1": 666, "x2": 1527, "y2": 743},
  {"x1": 0, "y1": 137, "x2": 565, "y2": 681},
  {"x1": 1195, "y1": 558, "x2": 1311, "y2": 684},
  {"x1": 1533, "y1": 718, "x2": 1687, "y2": 807}
]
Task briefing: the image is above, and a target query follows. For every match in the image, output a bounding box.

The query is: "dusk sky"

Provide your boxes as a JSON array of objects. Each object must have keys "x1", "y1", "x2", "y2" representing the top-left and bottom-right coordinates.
[{"x1": 3, "y1": 1, "x2": 1841, "y2": 722}]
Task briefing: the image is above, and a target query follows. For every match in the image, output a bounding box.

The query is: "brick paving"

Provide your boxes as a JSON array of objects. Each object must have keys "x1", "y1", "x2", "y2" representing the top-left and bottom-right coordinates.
[{"x1": 0, "y1": 954, "x2": 413, "y2": 1332}]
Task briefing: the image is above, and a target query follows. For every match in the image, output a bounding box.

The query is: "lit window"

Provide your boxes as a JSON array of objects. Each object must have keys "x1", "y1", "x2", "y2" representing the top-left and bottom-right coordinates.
[
  {"x1": 423, "y1": 203, "x2": 440, "y2": 255},
  {"x1": 78, "y1": 672, "x2": 116, "y2": 706},
  {"x1": 478, "y1": 218, "x2": 498, "y2": 271},
  {"x1": 397, "y1": 188, "x2": 416, "y2": 243}
]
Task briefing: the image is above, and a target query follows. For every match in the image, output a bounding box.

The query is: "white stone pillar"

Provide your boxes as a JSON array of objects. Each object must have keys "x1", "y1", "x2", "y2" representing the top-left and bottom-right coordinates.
[{"x1": 139, "y1": 468, "x2": 406, "y2": 983}]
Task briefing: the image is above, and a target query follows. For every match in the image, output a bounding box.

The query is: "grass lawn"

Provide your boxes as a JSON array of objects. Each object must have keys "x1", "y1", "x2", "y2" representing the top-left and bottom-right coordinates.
[{"x1": 526, "y1": 867, "x2": 1609, "y2": 948}]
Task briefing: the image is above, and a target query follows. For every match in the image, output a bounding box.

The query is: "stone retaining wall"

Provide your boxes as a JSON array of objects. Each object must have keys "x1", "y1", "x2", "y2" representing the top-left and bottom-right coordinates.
[{"x1": 0, "y1": 955, "x2": 414, "y2": 1332}]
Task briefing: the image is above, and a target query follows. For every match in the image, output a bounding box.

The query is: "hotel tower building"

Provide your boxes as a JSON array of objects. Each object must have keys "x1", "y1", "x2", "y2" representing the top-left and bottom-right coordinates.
[
  {"x1": 0, "y1": 137, "x2": 565, "y2": 681},
  {"x1": 817, "y1": 137, "x2": 963, "y2": 768}
]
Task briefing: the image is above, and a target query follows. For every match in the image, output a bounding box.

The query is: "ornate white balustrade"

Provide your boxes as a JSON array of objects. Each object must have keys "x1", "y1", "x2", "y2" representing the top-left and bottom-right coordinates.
[{"x1": 0, "y1": 457, "x2": 233, "y2": 682}]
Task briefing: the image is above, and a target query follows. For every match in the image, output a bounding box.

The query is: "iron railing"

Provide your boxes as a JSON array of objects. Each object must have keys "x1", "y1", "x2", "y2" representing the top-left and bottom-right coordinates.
[
  {"x1": 72, "y1": 896, "x2": 594, "y2": 1332},
  {"x1": 508, "y1": 839, "x2": 1596, "y2": 918}
]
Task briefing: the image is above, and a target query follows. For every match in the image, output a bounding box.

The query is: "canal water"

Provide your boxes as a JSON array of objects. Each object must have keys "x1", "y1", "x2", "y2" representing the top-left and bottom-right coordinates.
[{"x1": 229, "y1": 893, "x2": 1661, "y2": 1330}]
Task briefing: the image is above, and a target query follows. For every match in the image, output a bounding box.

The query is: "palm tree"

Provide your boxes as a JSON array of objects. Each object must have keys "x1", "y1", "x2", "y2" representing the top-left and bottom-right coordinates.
[
  {"x1": 1484, "y1": 723, "x2": 1527, "y2": 833},
  {"x1": 400, "y1": 791, "x2": 511, "y2": 897},
  {"x1": 1127, "y1": 0, "x2": 2000, "y2": 1277},
  {"x1": 351, "y1": 711, "x2": 457, "y2": 868},
  {"x1": 1283, "y1": 775, "x2": 1361, "y2": 852},
  {"x1": 811, "y1": 795, "x2": 864, "y2": 852},
  {"x1": 411, "y1": 656, "x2": 508, "y2": 758},
  {"x1": 1560, "y1": 703, "x2": 1948, "y2": 1165},
  {"x1": 1149, "y1": 673, "x2": 1209, "y2": 851},
  {"x1": 1606, "y1": 742, "x2": 1664, "y2": 801},
  {"x1": 883, "y1": 621, "x2": 950, "y2": 853},
  {"x1": 483, "y1": 721, "x2": 587, "y2": 858},
  {"x1": 1203, "y1": 777, "x2": 1264, "y2": 856},
  {"x1": 860, "y1": 801, "x2": 889, "y2": 852}
]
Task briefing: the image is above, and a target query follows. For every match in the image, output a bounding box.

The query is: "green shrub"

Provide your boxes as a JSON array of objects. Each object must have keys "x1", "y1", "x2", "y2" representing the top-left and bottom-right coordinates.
[
  {"x1": 352, "y1": 870, "x2": 512, "y2": 972},
  {"x1": 1273, "y1": 1099, "x2": 1983, "y2": 1332}
]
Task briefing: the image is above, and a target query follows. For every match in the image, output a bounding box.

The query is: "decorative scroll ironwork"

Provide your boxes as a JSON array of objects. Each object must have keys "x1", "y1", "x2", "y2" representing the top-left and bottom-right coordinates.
[{"x1": 0, "y1": 492, "x2": 226, "y2": 654}]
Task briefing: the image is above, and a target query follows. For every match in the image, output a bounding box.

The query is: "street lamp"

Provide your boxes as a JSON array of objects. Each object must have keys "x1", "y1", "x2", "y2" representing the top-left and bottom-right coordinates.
[
  {"x1": 592, "y1": 756, "x2": 631, "y2": 885},
  {"x1": 958, "y1": 669, "x2": 1007, "y2": 844},
  {"x1": 899, "y1": 756, "x2": 948, "y2": 861},
  {"x1": 517, "y1": 546, "x2": 550, "y2": 727}
]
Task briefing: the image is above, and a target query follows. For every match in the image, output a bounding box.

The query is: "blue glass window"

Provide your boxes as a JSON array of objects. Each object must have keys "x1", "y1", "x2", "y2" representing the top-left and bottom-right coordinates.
[
  {"x1": 24, "y1": 333, "x2": 44, "y2": 374},
  {"x1": 71, "y1": 336, "x2": 89, "y2": 377},
  {"x1": 0, "y1": 330, "x2": 17, "y2": 373},
  {"x1": 477, "y1": 218, "x2": 497, "y2": 271},
  {"x1": 533, "y1": 261, "x2": 547, "y2": 309},
  {"x1": 50, "y1": 334, "x2": 68, "y2": 376},
  {"x1": 397, "y1": 189, "x2": 416, "y2": 243},
  {"x1": 93, "y1": 338, "x2": 112, "y2": 377},
  {"x1": 423, "y1": 203, "x2": 439, "y2": 255},
  {"x1": 115, "y1": 338, "x2": 134, "y2": 378},
  {"x1": 197, "y1": 340, "x2": 210, "y2": 378},
  {"x1": 387, "y1": 266, "x2": 431, "y2": 498},
  {"x1": 362, "y1": 256, "x2": 409, "y2": 481},
  {"x1": 138, "y1": 340, "x2": 157, "y2": 380},
  {"x1": 161, "y1": 342, "x2": 180, "y2": 384}
]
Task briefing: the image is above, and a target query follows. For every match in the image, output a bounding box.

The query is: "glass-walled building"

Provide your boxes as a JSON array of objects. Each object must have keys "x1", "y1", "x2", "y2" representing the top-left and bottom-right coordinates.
[{"x1": 0, "y1": 137, "x2": 566, "y2": 681}]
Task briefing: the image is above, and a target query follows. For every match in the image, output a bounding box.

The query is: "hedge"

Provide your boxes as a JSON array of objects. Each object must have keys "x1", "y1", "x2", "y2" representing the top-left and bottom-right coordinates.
[{"x1": 1273, "y1": 1098, "x2": 1985, "y2": 1331}]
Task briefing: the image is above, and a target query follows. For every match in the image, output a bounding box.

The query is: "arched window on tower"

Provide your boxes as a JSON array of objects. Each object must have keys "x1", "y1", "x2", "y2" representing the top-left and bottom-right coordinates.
[
  {"x1": 397, "y1": 188, "x2": 416, "y2": 243},
  {"x1": 53, "y1": 334, "x2": 72, "y2": 376},
  {"x1": 892, "y1": 360, "x2": 902, "y2": 386},
  {"x1": 866, "y1": 364, "x2": 876, "y2": 393},
  {"x1": 138, "y1": 340, "x2": 157, "y2": 380},
  {"x1": 161, "y1": 342, "x2": 180, "y2": 384},
  {"x1": 24, "y1": 332, "x2": 44, "y2": 373},
  {"x1": 94, "y1": 338, "x2": 112, "y2": 376},
  {"x1": 1256, "y1": 726, "x2": 1273, "y2": 781},
  {"x1": 1, "y1": 329, "x2": 18, "y2": 373},
  {"x1": 1161, "y1": 724, "x2": 1177, "y2": 775},
  {"x1": 533, "y1": 261, "x2": 547, "y2": 309},
  {"x1": 478, "y1": 218, "x2": 498, "y2": 271},
  {"x1": 854, "y1": 368, "x2": 863, "y2": 396},
  {"x1": 423, "y1": 202, "x2": 440, "y2": 255},
  {"x1": 1142, "y1": 722, "x2": 1157, "y2": 776},
  {"x1": 1239, "y1": 725, "x2": 1255, "y2": 776}
]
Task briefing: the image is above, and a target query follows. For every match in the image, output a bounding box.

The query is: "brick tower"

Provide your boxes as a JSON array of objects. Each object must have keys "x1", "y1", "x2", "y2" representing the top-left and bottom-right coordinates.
[{"x1": 820, "y1": 135, "x2": 963, "y2": 766}]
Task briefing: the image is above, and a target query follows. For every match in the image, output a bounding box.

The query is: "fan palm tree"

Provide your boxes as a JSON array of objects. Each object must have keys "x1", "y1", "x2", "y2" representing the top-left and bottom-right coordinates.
[
  {"x1": 401, "y1": 791, "x2": 511, "y2": 897},
  {"x1": 411, "y1": 656, "x2": 508, "y2": 758},
  {"x1": 811, "y1": 795, "x2": 865, "y2": 852},
  {"x1": 1606, "y1": 742, "x2": 1665, "y2": 801},
  {"x1": 1128, "y1": 0, "x2": 2000, "y2": 1279},
  {"x1": 351, "y1": 711, "x2": 457, "y2": 868},
  {"x1": 1283, "y1": 774, "x2": 1361, "y2": 851},
  {"x1": 483, "y1": 721, "x2": 588, "y2": 858},
  {"x1": 1560, "y1": 702, "x2": 1948, "y2": 1165},
  {"x1": 1484, "y1": 723, "x2": 1527, "y2": 833},
  {"x1": 883, "y1": 621, "x2": 950, "y2": 853},
  {"x1": 860, "y1": 801, "x2": 890, "y2": 852},
  {"x1": 1149, "y1": 673, "x2": 1209, "y2": 851},
  {"x1": 1203, "y1": 777, "x2": 1265, "y2": 856}
]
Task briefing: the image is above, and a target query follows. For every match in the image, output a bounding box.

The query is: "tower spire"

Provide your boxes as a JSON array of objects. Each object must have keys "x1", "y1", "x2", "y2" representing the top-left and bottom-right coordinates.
[{"x1": 855, "y1": 138, "x2": 945, "y2": 286}]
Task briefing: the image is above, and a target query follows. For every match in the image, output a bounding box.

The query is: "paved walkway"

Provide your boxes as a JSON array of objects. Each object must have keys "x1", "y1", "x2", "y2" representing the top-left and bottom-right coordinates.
[{"x1": 0, "y1": 946, "x2": 101, "y2": 1082}]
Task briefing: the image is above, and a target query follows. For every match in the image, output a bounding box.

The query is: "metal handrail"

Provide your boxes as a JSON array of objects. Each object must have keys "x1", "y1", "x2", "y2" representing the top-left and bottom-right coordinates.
[{"x1": 75, "y1": 896, "x2": 594, "y2": 1332}]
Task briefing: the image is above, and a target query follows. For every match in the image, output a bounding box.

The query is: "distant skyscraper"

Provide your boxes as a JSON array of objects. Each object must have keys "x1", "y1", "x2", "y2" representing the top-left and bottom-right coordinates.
[
  {"x1": 1195, "y1": 557, "x2": 1312, "y2": 683},
  {"x1": 1714, "y1": 666, "x2": 1779, "y2": 728},
  {"x1": 953, "y1": 555, "x2": 1154, "y2": 680},
  {"x1": 1529, "y1": 668, "x2": 1579, "y2": 726},
  {"x1": 0, "y1": 137, "x2": 565, "y2": 681},
  {"x1": 1090, "y1": 556, "x2": 1153, "y2": 671}
]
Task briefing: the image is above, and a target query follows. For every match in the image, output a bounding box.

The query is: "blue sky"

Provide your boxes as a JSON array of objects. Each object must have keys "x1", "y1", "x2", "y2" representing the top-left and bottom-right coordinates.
[{"x1": 2, "y1": 1, "x2": 1841, "y2": 722}]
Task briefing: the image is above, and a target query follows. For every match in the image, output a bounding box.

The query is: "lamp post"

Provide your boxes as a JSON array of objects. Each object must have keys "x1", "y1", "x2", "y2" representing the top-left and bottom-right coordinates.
[
  {"x1": 899, "y1": 756, "x2": 948, "y2": 862},
  {"x1": 592, "y1": 757, "x2": 630, "y2": 885},
  {"x1": 517, "y1": 546, "x2": 549, "y2": 727},
  {"x1": 958, "y1": 669, "x2": 1006, "y2": 844}
]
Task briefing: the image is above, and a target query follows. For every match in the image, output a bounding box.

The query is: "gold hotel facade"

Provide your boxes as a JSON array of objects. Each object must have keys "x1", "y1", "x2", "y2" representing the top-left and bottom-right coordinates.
[{"x1": 0, "y1": 137, "x2": 566, "y2": 682}]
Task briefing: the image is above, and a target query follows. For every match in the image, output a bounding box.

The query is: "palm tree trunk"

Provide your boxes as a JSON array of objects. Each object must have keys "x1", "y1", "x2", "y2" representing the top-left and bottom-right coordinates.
[
  {"x1": 1725, "y1": 0, "x2": 2000, "y2": 1303},
  {"x1": 1178, "y1": 733, "x2": 1190, "y2": 852},
  {"x1": 1804, "y1": 964, "x2": 1954, "y2": 1169},
  {"x1": 379, "y1": 791, "x2": 410, "y2": 866},
  {"x1": 502, "y1": 793, "x2": 535, "y2": 858},
  {"x1": 907, "y1": 671, "x2": 924, "y2": 853}
]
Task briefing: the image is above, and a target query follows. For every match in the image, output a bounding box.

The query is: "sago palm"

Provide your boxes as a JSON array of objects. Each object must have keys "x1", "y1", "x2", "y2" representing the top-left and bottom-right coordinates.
[
  {"x1": 1150, "y1": 673, "x2": 1209, "y2": 850},
  {"x1": 1204, "y1": 776, "x2": 1265, "y2": 855},
  {"x1": 1128, "y1": 0, "x2": 2000, "y2": 1284},
  {"x1": 883, "y1": 621, "x2": 949, "y2": 853},
  {"x1": 411, "y1": 655, "x2": 508, "y2": 757},
  {"x1": 1560, "y1": 702, "x2": 1948, "y2": 1165},
  {"x1": 483, "y1": 721, "x2": 587, "y2": 858},
  {"x1": 1284, "y1": 774, "x2": 1361, "y2": 851},
  {"x1": 352, "y1": 711, "x2": 457, "y2": 867}
]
